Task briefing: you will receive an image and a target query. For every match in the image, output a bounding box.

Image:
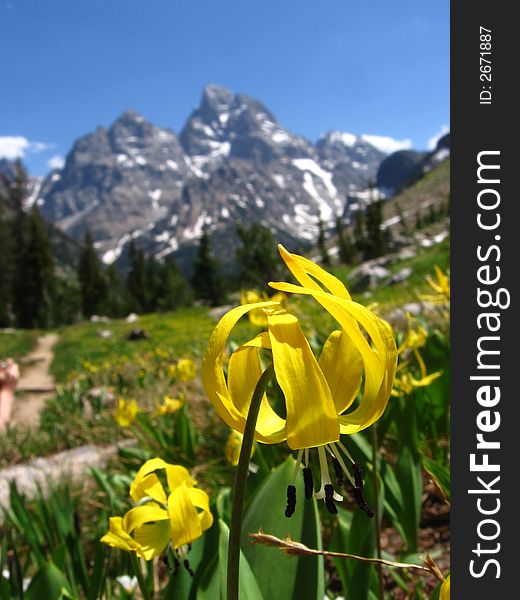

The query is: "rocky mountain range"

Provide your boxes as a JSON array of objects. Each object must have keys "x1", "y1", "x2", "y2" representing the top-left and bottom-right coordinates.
[{"x1": 29, "y1": 84, "x2": 448, "y2": 271}]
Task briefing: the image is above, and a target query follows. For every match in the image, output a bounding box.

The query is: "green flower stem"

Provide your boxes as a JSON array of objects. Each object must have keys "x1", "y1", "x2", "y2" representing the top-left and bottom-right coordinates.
[
  {"x1": 227, "y1": 363, "x2": 274, "y2": 600},
  {"x1": 129, "y1": 553, "x2": 152, "y2": 600},
  {"x1": 371, "y1": 423, "x2": 384, "y2": 600}
]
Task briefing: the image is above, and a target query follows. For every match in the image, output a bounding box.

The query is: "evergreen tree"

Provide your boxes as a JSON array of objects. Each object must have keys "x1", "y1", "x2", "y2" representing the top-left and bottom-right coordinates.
[
  {"x1": 335, "y1": 215, "x2": 353, "y2": 265},
  {"x1": 126, "y1": 240, "x2": 148, "y2": 312},
  {"x1": 191, "y1": 223, "x2": 226, "y2": 306},
  {"x1": 14, "y1": 207, "x2": 54, "y2": 328},
  {"x1": 106, "y1": 264, "x2": 127, "y2": 317},
  {"x1": 78, "y1": 230, "x2": 108, "y2": 318},
  {"x1": 0, "y1": 200, "x2": 14, "y2": 326},
  {"x1": 365, "y1": 198, "x2": 386, "y2": 259},
  {"x1": 235, "y1": 223, "x2": 278, "y2": 287},
  {"x1": 156, "y1": 257, "x2": 194, "y2": 311},
  {"x1": 317, "y1": 217, "x2": 331, "y2": 266},
  {"x1": 353, "y1": 210, "x2": 368, "y2": 261}
]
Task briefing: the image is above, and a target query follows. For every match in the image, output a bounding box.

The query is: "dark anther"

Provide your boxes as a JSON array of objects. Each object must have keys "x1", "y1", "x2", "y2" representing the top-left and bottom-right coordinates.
[
  {"x1": 173, "y1": 556, "x2": 180, "y2": 575},
  {"x1": 285, "y1": 484, "x2": 297, "y2": 517},
  {"x1": 324, "y1": 484, "x2": 338, "y2": 514},
  {"x1": 183, "y1": 559, "x2": 195, "y2": 577},
  {"x1": 350, "y1": 485, "x2": 374, "y2": 518},
  {"x1": 303, "y1": 467, "x2": 314, "y2": 499},
  {"x1": 331, "y1": 457, "x2": 343, "y2": 488},
  {"x1": 352, "y1": 462, "x2": 364, "y2": 490}
]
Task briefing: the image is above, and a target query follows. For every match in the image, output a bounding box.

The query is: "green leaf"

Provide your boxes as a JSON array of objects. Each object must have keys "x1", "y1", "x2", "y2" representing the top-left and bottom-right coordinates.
[
  {"x1": 24, "y1": 562, "x2": 73, "y2": 600},
  {"x1": 196, "y1": 519, "x2": 263, "y2": 600},
  {"x1": 422, "y1": 456, "x2": 450, "y2": 502},
  {"x1": 395, "y1": 446, "x2": 423, "y2": 553},
  {"x1": 328, "y1": 470, "x2": 384, "y2": 600},
  {"x1": 241, "y1": 457, "x2": 324, "y2": 600}
]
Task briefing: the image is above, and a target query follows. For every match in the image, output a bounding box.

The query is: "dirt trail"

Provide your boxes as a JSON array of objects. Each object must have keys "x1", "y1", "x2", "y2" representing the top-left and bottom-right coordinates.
[{"x1": 11, "y1": 333, "x2": 59, "y2": 428}]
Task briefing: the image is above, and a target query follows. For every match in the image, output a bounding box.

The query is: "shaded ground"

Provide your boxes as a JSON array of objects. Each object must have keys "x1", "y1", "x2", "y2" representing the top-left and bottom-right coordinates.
[{"x1": 11, "y1": 333, "x2": 58, "y2": 429}]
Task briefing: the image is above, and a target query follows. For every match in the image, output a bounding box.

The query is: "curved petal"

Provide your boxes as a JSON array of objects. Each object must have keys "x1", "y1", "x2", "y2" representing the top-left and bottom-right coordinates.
[
  {"x1": 130, "y1": 458, "x2": 170, "y2": 503},
  {"x1": 319, "y1": 330, "x2": 363, "y2": 414},
  {"x1": 268, "y1": 282, "x2": 397, "y2": 433},
  {"x1": 168, "y1": 484, "x2": 204, "y2": 549},
  {"x1": 130, "y1": 458, "x2": 195, "y2": 503},
  {"x1": 183, "y1": 486, "x2": 214, "y2": 533},
  {"x1": 228, "y1": 342, "x2": 286, "y2": 442},
  {"x1": 101, "y1": 517, "x2": 143, "y2": 555},
  {"x1": 267, "y1": 311, "x2": 339, "y2": 449},
  {"x1": 133, "y1": 520, "x2": 171, "y2": 560},
  {"x1": 124, "y1": 504, "x2": 169, "y2": 534},
  {"x1": 201, "y1": 301, "x2": 285, "y2": 444},
  {"x1": 276, "y1": 244, "x2": 352, "y2": 300},
  {"x1": 165, "y1": 465, "x2": 196, "y2": 492}
]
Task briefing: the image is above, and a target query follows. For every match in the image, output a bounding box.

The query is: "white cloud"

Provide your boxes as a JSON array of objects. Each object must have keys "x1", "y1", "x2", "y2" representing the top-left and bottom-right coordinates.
[
  {"x1": 361, "y1": 134, "x2": 412, "y2": 154},
  {"x1": 47, "y1": 155, "x2": 65, "y2": 170},
  {"x1": 427, "y1": 125, "x2": 450, "y2": 150},
  {"x1": 0, "y1": 136, "x2": 53, "y2": 160}
]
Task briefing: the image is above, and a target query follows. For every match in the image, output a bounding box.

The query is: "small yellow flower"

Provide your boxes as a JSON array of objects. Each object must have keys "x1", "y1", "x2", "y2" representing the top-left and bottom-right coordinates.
[
  {"x1": 440, "y1": 574, "x2": 450, "y2": 600},
  {"x1": 420, "y1": 265, "x2": 450, "y2": 305},
  {"x1": 391, "y1": 363, "x2": 442, "y2": 397},
  {"x1": 155, "y1": 395, "x2": 184, "y2": 416},
  {"x1": 167, "y1": 364, "x2": 177, "y2": 378},
  {"x1": 398, "y1": 312, "x2": 428, "y2": 354},
  {"x1": 176, "y1": 358, "x2": 197, "y2": 382},
  {"x1": 225, "y1": 430, "x2": 255, "y2": 467},
  {"x1": 101, "y1": 458, "x2": 213, "y2": 560},
  {"x1": 114, "y1": 398, "x2": 139, "y2": 427},
  {"x1": 241, "y1": 289, "x2": 287, "y2": 326}
]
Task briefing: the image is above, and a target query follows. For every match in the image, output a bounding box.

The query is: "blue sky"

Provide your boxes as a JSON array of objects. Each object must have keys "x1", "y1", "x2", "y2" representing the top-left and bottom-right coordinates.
[{"x1": 1, "y1": 0, "x2": 449, "y2": 176}]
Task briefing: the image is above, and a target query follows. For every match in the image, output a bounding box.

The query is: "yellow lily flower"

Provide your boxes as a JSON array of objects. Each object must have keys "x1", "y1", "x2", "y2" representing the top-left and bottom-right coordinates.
[
  {"x1": 420, "y1": 265, "x2": 450, "y2": 305},
  {"x1": 101, "y1": 458, "x2": 213, "y2": 561},
  {"x1": 176, "y1": 358, "x2": 197, "y2": 382},
  {"x1": 241, "y1": 289, "x2": 287, "y2": 326},
  {"x1": 398, "y1": 312, "x2": 428, "y2": 354},
  {"x1": 391, "y1": 362, "x2": 442, "y2": 397},
  {"x1": 154, "y1": 394, "x2": 184, "y2": 416},
  {"x1": 114, "y1": 398, "x2": 139, "y2": 427},
  {"x1": 440, "y1": 574, "x2": 450, "y2": 599},
  {"x1": 202, "y1": 245, "x2": 397, "y2": 515}
]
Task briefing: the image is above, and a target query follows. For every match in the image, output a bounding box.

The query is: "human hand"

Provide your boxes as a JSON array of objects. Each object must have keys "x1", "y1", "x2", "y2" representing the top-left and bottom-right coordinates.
[{"x1": 0, "y1": 358, "x2": 20, "y2": 392}]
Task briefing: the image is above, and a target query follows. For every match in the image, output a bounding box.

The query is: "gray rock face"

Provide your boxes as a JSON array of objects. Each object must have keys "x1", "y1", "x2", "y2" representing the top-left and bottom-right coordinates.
[
  {"x1": 39, "y1": 109, "x2": 190, "y2": 260},
  {"x1": 36, "y1": 85, "x2": 389, "y2": 268}
]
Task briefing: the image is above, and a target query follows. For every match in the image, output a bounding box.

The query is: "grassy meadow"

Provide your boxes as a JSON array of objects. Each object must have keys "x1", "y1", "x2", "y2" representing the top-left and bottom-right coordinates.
[{"x1": 0, "y1": 240, "x2": 450, "y2": 599}]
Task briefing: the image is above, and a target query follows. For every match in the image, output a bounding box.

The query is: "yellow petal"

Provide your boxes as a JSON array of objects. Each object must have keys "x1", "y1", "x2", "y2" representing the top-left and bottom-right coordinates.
[
  {"x1": 267, "y1": 311, "x2": 339, "y2": 449},
  {"x1": 319, "y1": 330, "x2": 363, "y2": 414},
  {"x1": 201, "y1": 301, "x2": 282, "y2": 439},
  {"x1": 130, "y1": 458, "x2": 170, "y2": 503},
  {"x1": 440, "y1": 575, "x2": 450, "y2": 600},
  {"x1": 227, "y1": 341, "x2": 286, "y2": 443},
  {"x1": 276, "y1": 244, "x2": 351, "y2": 300},
  {"x1": 165, "y1": 464, "x2": 196, "y2": 491},
  {"x1": 101, "y1": 517, "x2": 143, "y2": 554},
  {"x1": 132, "y1": 520, "x2": 171, "y2": 560},
  {"x1": 168, "y1": 484, "x2": 204, "y2": 549},
  {"x1": 269, "y1": 282, "x2": 397, "y2": 434},
  {"x1": 123, "y1": 504, "x2": 170, "y2": 535},
  {"x1": 183, "y1": 486, "x2": 214, "y2": 532}
]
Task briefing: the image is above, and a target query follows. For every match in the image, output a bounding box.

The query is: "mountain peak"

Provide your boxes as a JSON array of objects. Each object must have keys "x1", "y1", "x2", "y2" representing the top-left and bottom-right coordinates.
[
  {"x1": 320, "y1": 130, "x2": 359, "y2": 147},
  {"x1": 115, "y1": 109, "x2": 148, "y2": 126},
  {"x1": 200, "y1": 84, "x2": 234, "y2": 114}
]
